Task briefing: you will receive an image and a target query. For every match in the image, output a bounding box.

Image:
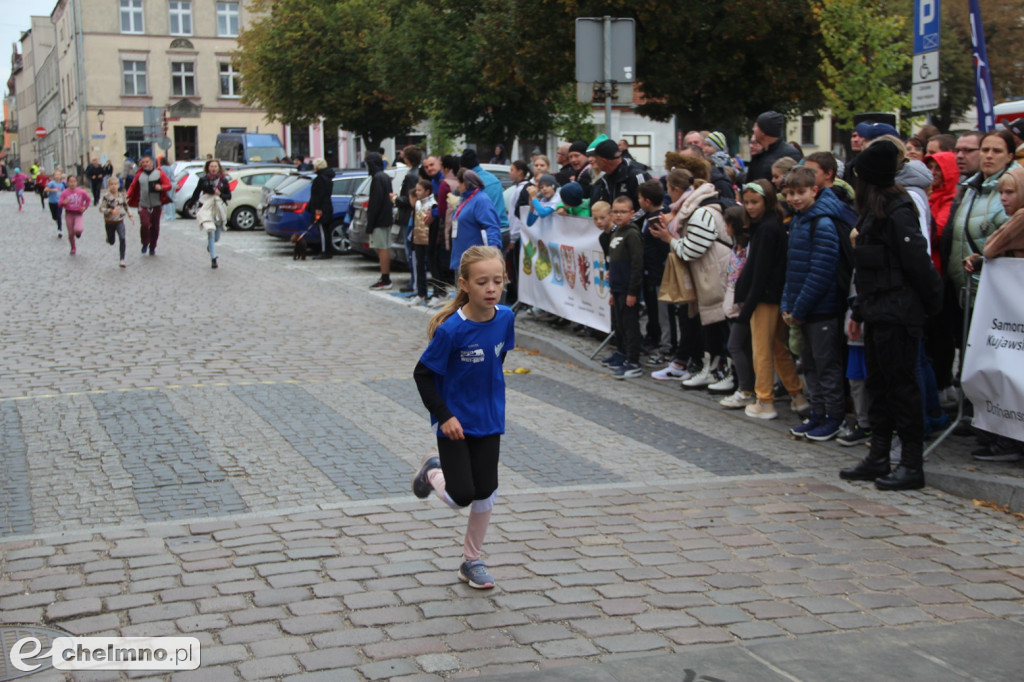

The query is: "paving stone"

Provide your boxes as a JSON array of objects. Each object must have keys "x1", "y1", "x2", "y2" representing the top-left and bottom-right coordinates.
[
  {"x1": 46, "y1": 597, "x2": 103, "y2": 620},
  {"x1": 297, "y1": 647, "x2": 362, "y2": 670},
  {"x1": 239, "y1": 655, "x2": 299, "y2": 680},
  {"x1": 688, "y1": 606, "x2": 749, "y2": 626}
]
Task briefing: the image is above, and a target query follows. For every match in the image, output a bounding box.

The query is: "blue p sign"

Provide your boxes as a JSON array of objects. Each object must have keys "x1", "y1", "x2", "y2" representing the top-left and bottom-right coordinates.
[{"x1": 914, "y1": 0, "x2": 941, "y2": 53}]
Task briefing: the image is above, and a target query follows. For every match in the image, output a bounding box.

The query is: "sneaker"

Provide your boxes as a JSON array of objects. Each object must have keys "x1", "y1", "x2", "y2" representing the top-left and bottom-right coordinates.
[
  {"x1": 707, "y1": 372, "x2": 735, "y2": 395},
  {"x1": 399, "y1": 284, "x2": 415, "y2": 293},
  {"x1": 719, "y1": 390, "x2": 754, "y2": 409},
  {"x1": 681, "y1": 356, "x2": 717, "y2": 389},
  {"x1": 141, "y1": 245, "x2": 148, "y2": 254},
  {"x1": 412, "y1": 456, "x2": 440, "y2": 498},
  {"x1": 601, "y1": 351, "x2": 626, "y2": 368},
  {"x1": 790, "y1": 413, "x2": 823, "y2": 438},
  {"x1": 612, "y1": 362, "x2": 643, "y2": 379},
  {"x1": 406, "y1": 296, "x2": 426, "y2": 306},
  {"x1": 211, "y1": 257, "x2": 218, "y2": 269},
  {"x1": 971, "y1": 443, "x2": 1023, "y2": 462},
  {"x1": 57, "y1": 231, "x2": 62, "y2": 238},
  {"x1": 119, "y1": 260, "x2": 126, "y2": 268},
  {"x1": 790, "y1": 393, "x2": 811, "y2": 417},
  {"x1": 745, "y1": 401, "x2": 778, "y2": 420},
  {"x1": 370, "y1": 278, "x2": 393, "y2": 290},
  {"x1": 69, "y1": 247, "x2": 76, "y2": 255},
  {"x1": 836, "y1": 425, "x2": 872, "y2": 447},
  {"x1": 806, "y1": 416, "x2": 845, "y2": 442},
  {"x1": 459, "y1": 560, "x2": 495, "y2": 589},
  {"x1": 651, "y1": 362, "x2": 687, "y2": 381}
]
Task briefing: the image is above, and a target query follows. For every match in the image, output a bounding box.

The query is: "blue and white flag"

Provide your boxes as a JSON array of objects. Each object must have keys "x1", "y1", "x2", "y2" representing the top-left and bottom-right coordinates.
[{"x1": 969, "y1": 0, "x2": 996, "y2": 131}]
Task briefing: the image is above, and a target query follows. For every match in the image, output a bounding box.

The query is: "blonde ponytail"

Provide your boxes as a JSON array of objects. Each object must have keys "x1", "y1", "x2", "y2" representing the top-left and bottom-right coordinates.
[{"x1": 426, "y1": 245, "x2": 506, "y2": 339}]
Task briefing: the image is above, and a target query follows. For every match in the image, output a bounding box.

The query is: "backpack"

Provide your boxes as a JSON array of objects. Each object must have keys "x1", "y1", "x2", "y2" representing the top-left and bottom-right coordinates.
[{"x1": 809, "y1": 215, "x2": 854, "y2": 313}]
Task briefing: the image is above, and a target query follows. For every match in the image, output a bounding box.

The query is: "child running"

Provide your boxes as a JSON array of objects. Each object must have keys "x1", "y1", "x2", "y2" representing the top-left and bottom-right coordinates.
[
  {"x1": 99, "y1": 177, "x2": 134, "y2": 267},
  {"x1": 45, "y1": 170, "x2": 67, "y2": 238},
  {"x1": 11, "y1": 168, "x2": 30, "y2": 211},
  {"x1": 411, "y1": 245, "x2": 516, "y2": 590},
  {"x1": 58, "y1": 175, "x2": 92, "y2": 255}
]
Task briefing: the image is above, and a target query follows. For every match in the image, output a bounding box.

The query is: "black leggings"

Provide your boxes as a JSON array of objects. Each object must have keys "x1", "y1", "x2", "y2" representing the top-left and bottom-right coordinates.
[
  {"x1": 49, "y1": 202, "x2": 62, "y2": 231},
  {"x1": 436, "y1": 434, "x2": 500, "y2": 508}
]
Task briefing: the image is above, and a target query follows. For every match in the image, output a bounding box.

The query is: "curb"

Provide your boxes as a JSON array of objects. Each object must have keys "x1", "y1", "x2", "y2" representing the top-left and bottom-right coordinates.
[{"x1": 515, "y1": 327, "x2": 1024, "y2": 513}]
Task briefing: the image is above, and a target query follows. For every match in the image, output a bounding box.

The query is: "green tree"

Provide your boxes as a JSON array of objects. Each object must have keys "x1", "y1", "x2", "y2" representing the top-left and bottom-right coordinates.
[
  {"x1": 815, "y1": 0, "x2": 911, "y2": 134},
  {"x1": 235, "y1": 0, "x2": 427, "y2": 150},
  {"x1": 576, "y1": 0, "x2": 826, "y2": 134}
]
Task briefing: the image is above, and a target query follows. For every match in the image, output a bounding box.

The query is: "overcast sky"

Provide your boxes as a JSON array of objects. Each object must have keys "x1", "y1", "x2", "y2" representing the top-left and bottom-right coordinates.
[{"x1": 0, "y1": 0, "x2": 45, "y2": 93}]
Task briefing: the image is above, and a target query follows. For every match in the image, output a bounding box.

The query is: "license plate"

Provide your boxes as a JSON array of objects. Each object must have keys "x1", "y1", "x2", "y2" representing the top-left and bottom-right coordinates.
[{"x1": 268, "y1": 206, "x2": 277, "y2": 214}]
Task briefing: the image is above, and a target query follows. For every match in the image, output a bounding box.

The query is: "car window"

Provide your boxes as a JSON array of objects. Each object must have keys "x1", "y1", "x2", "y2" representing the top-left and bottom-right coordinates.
[
  {"x1": 353, "y1": 177, "x2": 372, "y2": 196},
  {"x1": 243, "y1": 173, "x2": 276, "y2": 187},
  {"x1": 493, "y1": 170, "x2": 512, "y2": 189},
  {"x1": 283, "y1": 177, "x2": 313, "y2": 194},
  {"x1": 273, "y1": 175, "x2": 311, "y2": 194},
  {"x1": 332, "y1": 177, "x2": 363, "y2": 196}
]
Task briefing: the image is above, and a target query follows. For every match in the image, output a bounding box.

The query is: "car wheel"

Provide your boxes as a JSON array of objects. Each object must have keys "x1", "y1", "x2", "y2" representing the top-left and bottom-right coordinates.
[
  {"x1": 231, "y1": 206, "x2": 258, "y2": 231},
  {"x1": 183, "y1": 199, "x2": 198, "y2": 219},
  {"x1": 329, "y1": 220, "x2": 350, "y2": 254}
]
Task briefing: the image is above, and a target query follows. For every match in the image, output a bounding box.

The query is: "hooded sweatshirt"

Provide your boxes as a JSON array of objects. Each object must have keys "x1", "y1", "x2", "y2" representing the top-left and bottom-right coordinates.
[
  {"x1": 307, "y1": 166, "x2": 335, "y2": 220},
  {"x1": 364, "y1": 152, "x2": 394, "y2": 230},
  {"x1": 925, "y1": 151, "x2": 959, "y2": 273},
  {"x1": 895, "y1": 160, "x2": 934, "y2": 255},
  {"x1": 782, "y1": 186, "x2": 847, "y2": 321}
]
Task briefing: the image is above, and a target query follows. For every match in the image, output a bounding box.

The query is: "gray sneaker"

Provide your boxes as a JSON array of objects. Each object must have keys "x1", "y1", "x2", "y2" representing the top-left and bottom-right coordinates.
[{"x1": 459, "y1": 560, "x2": 495, "y2": 589}]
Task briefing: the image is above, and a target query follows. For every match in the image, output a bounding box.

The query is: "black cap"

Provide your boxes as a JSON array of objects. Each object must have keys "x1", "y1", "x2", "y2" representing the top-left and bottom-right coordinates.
[
  {"x1": 593, "y1": 140, "x2": 621, "y2": 160},
  {"x1": 568, "y1": 140, "x2": 588, "y2": 155}
]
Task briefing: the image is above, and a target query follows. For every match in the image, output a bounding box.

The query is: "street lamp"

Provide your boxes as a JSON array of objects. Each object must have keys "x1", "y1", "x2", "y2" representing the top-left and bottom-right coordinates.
[
  {"x1": 59, "y1": 108, "x2": 67, "y2": 172},
  {"x1": 97, "y1": 108, "x2": 105, "y2": 132}
]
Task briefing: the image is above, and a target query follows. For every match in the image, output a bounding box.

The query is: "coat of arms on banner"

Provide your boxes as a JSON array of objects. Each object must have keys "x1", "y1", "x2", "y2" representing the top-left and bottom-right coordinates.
[
  {"x1": 522, "y1": 239, "x2": 535, "y2": 276},
  {"x1": 591, "y1": 250, "x2": 608, "y2": 298},
  {"x1": 549, "y1": 242, "x2": 564, "y2": 285},
  {"x1": 578, "y1": 252, "x2": 590, "y2": 291},
  {"x1": 561, "y1": 245, "x2": 576, "y2": 289}
]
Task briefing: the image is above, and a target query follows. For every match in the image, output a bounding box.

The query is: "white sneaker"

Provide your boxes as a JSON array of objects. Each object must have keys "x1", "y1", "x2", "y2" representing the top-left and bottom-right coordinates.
[
  {"x1": 406, "y1": 295, "x2": 425, "y2": 306},
  {"x1": 682, "y1": 354, "x2": 717, "y2": 389},
  {"x1": 720, "y1": 390, "x2": 754, "y2": 409},
  {"x1": 707, "y1": 373, "x2": 735, "y2": 394},
  {"x1": 651, "y1": 362, "x2": 687, "y2": 381}
]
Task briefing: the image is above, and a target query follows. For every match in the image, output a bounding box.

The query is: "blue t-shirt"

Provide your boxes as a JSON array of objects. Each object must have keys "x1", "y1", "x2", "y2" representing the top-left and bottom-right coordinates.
[
  {"x1": 46, "y1": 180, "x2": 66, "y2": 204},
  {"x1": 419, "y1": 305, "x2": 516, "y2": 438}
]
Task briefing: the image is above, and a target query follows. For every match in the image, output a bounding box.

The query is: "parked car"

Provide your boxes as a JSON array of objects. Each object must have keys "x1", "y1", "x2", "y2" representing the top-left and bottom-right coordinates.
[
  {"x1": 347, "y1": 164, "x2": 512, "y2": 264},
  {"x1": 214, "y1": 132, "x2": 286, "y2": 164},
  {"x1": 173, "y1": 162, "x2": 288, "y2": 219},
  {"x1": 219, "y1": 166, "x2": 294, "y2": 229},
  {"x1": 263, "y1": 170, "x2": 366, "y2": 254},
  {"x1": 172, "y1": 161, "x2": 244, "y2": 218}
]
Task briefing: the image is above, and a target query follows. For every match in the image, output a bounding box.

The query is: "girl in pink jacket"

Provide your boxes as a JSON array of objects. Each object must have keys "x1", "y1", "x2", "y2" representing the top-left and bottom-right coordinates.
[
  {"x1": 58, "y1": 175, "x2": 92, "y2": 255},
  {"x1": 11, "y1": 168, "x2": 30, "y2": 210}
]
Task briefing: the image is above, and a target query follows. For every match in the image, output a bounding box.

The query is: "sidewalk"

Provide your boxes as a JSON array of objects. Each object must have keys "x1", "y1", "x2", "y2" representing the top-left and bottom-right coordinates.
[{"x1": 513, "y1": 313, "x2": 1024, "y2": 514}]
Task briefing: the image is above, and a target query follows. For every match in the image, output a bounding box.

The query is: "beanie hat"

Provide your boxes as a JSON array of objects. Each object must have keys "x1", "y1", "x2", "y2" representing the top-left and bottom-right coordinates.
[
  {"x1": 755, "y1": 111, "x2": 785, "y2": 138},
  {"x1": 559, "y1": 181, "x2": 584, "y2": 207},
  {"x1": 459, "y1": 148, "x2": 479, "y2": 170},
  {"x1": 537, "y1": 173, "x2": 558, "y2": 187},
  {"x1": 569, "y1": 140, "x2": 588, "y2": 155},
  {"x1": 587, "y1": 134, "x2": 609, "y2": 154},
  {"x1": 705, "y1": 131, "x2": 728, "y2": 153},
  {"x1": 853, "y1": 112, "x2": 897, "y2": 127},
  {"x1": 855, "y1": 122, "x2": 899, "y2": 141},
  {"x1": 854, "y1": 139, "x2": 899, "y2": 187},
  {"x1": 593, "y1": 139, "x2": 621, "y2": 160}
]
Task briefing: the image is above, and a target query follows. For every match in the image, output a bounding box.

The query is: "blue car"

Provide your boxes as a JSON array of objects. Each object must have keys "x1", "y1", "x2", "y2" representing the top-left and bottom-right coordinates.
[{"x1": 263, "y1": 170, "x2": 365, "y2": 254}]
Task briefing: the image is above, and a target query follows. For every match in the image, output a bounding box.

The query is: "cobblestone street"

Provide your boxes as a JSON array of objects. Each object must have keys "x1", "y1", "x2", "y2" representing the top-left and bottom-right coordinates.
[{"x1": 1, "y1": 204, "x2": 1023, "y2": 681}]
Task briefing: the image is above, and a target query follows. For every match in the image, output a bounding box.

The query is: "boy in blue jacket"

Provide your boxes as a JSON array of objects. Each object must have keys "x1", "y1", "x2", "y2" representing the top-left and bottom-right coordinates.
[{"x1": 780, "y1": 167, "x2": 847, "y2": 441}]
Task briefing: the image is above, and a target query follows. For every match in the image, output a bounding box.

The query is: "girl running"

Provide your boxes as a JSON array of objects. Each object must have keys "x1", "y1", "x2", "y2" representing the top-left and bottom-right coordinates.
[
  {"x1": 99, "y1": 177, "x2": 134, "y2": 267},
  {"x1": 190, "y1": 159, "x2": 232, "y2": 269},
  {"x1": 45, "y1": 170, "x2": 67, "y2": 238},
  {"x1": 58, "y1": 175, "x2": 92, "y2": 255},
  {"x1": 11, "y1": 168, "x2": 30, "y2": 211},
  {"x1": 411, "y1": 245, "x2": 516, "y2": 590}
]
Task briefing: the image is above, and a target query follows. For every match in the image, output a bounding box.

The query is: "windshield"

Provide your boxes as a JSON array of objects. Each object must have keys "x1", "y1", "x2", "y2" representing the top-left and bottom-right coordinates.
[{"x1": 244, "y1": 146, "x2": 286, "y2": 163}]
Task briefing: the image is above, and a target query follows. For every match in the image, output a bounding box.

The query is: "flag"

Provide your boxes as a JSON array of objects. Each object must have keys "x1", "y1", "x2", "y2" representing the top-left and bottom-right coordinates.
[{"x1": 969, "y1": 0, "x2": 996, "y2": 131}]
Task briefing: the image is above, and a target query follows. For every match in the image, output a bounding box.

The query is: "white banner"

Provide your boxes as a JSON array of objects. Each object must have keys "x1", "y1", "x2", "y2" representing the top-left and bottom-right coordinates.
[
  {"x1": 961, "y1": 258, "x2": 1024, "y2": 439},
  {"x1": 518, "y1": 212, "x2": 612, "y2": 333}
]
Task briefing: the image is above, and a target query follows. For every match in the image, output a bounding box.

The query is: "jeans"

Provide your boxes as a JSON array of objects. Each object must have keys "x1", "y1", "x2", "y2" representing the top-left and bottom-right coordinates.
[{"x1": 207, "y1": 225, "x2": 222, "y2": 259}]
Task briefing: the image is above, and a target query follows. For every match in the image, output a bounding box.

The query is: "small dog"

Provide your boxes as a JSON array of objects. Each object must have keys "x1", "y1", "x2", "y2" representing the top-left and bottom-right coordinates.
[{"x1": 291, "y1": 232, "x2": 308, "y2": 260}]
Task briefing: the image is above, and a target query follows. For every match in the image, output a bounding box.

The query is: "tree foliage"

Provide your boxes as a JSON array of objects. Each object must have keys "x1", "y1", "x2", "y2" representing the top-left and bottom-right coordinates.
[
  {"x1": 816, "y1": 0, "x2": 910, "y2": 128},
  {"x1": 235, "y1": 0, "x2": 427, "y2": 149}
]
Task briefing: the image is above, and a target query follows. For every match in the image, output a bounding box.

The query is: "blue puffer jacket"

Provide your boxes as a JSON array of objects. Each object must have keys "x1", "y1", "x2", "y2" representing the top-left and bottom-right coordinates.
[{"x1": 782, "y1": 187, "x2": 846, "y2": 321}]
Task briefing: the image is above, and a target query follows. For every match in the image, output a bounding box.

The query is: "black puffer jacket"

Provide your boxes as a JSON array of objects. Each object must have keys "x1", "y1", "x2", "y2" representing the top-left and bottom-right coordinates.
[
  {"x1": 747, "y1": 139, "x2": 802, "y2": 183},
  {"x1": 851, "y1": 193, "x2": 943, "y2": 330}
]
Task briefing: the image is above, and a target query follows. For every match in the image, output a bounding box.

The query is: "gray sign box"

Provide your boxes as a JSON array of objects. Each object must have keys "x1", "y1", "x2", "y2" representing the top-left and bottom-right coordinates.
[{"x1": 575, "y1": 18, "x2": 635, "y2": 83}]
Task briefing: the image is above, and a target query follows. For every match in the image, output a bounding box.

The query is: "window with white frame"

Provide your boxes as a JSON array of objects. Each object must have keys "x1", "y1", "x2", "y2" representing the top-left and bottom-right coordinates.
[
  {"x1": 216, "y1": 2, "x2": 240, "y2": 37},
  {"x1": 168, "y1": 1, "x2": 192, "y2": 36},
  {"x1": 120, "y1": 0, "x2": 144, "y2": 34},
  {"x1": 219, "y1": 62, "x2": 241, "y2": 97},
  {"x1": 123, "y1": 60, "x2": 148, "y2": 95},
  {"x1": 171, "y1": 61, "x2": 196, "y2": 97},
  {"x1": 126, "y1": 127, "x2": 145, "y2": 160},
  {"x1": 620, "y1": 133, "x2": 652, "y2": 169}
]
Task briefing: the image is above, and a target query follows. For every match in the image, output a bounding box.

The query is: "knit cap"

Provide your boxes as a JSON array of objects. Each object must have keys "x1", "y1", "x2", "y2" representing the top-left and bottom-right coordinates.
[
  {"x1": 854, "y1": 139, "x2": 899, "y2": 187},
  {"x1": 705, "y1": 131, "x2": 728, "y2": 153},
  {"x1": 537, "y1": 173, "x2": 558, "y2": 187},
  {"x1": 755, "y1": 111, "x2": 785, "y2": 138},
  {"x1": 559, "y1": 181, "x2": 584, "y2": 207}
]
